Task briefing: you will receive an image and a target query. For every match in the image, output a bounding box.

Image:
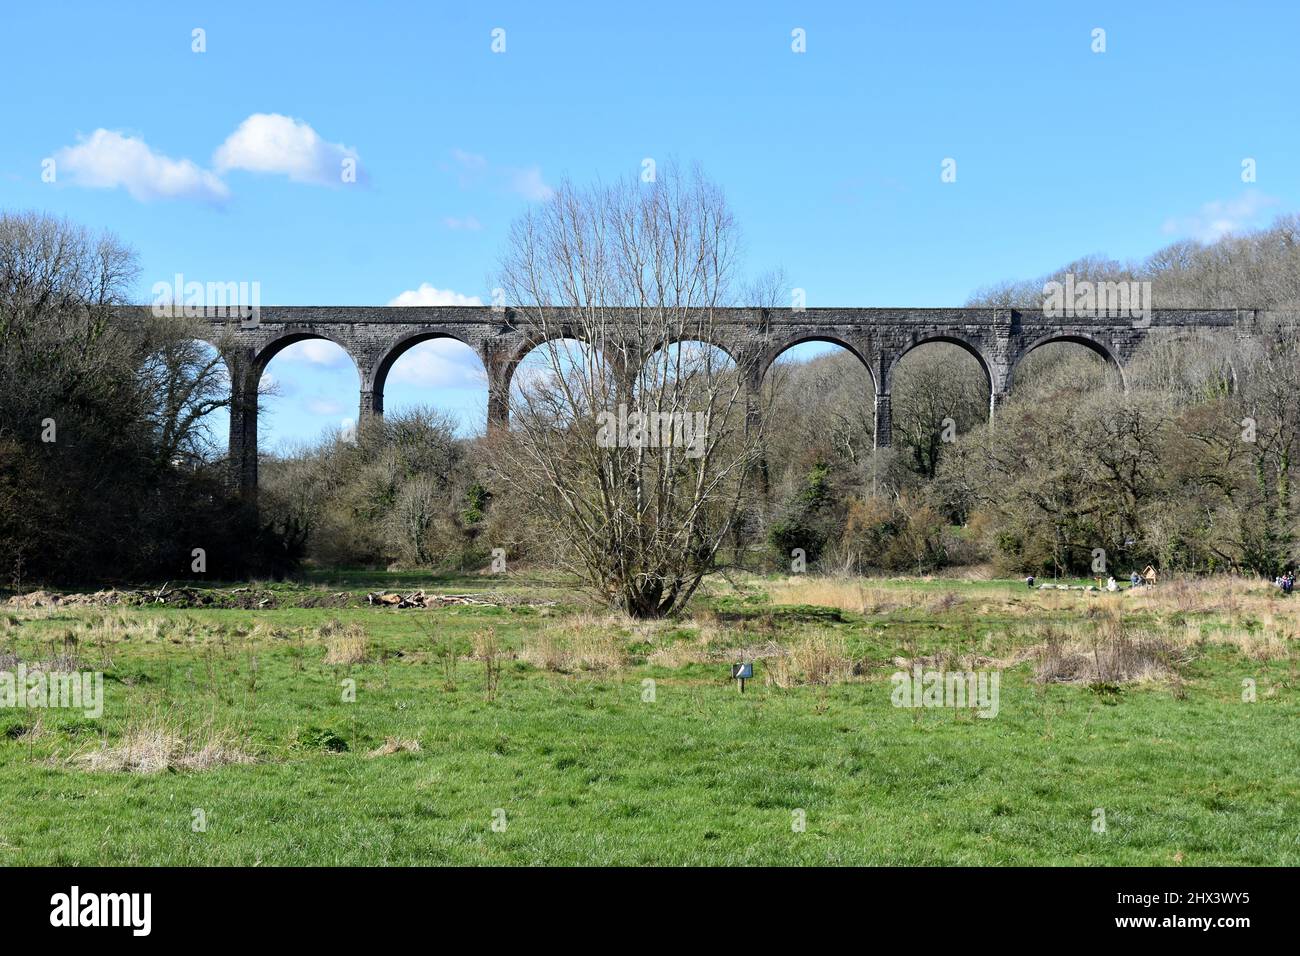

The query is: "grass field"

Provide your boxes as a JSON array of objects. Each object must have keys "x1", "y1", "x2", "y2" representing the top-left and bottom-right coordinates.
[{"x1": 1, "y1": 573, "x2": 1297, "y2": 865}]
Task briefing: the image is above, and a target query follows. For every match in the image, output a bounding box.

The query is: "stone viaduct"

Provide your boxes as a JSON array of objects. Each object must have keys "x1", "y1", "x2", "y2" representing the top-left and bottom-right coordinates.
[{"x1": 136, "y1": 305, "x2": 1255, "y2": 495}]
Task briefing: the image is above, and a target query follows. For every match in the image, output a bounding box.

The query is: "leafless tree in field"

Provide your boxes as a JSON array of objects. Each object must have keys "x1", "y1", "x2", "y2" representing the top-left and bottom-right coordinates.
[{"x1": 489, "y1": 165, "x2": 766, "y2": 617}]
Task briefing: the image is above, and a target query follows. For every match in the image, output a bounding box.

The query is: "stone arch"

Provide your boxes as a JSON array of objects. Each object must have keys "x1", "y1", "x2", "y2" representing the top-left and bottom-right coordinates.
[
  {"x1": 753, "y1": 333, "x2": 882, "y2": 465},
  {"x1": 233, "y1": 330, "x2": 362, "y2": 491},
  {"x1": 756, "y1": 333, "x2": 876, "y2": 390},
  {"x1": 878, "y1": 334, "x2": 997, "y2": 448},
  {"x1": 885, "y1": 334, "x2": 995, "y2": 398},
  {"x1": 370, "y1": 330, "x2": 483, "y2": 418},
  {"x1": 1010, "y1": 332, "x2": 1125, "y2": 391},
  {"x1": 195, "y1": 331, "x2": 231, "y2": 354},
  {"x1": 493, "y1": 334, "x2": 621, "y2": 430},
  {"x1": 643, "y1": 331, "x2": 741, "y2": 369},
  {"x1": 636, "y1": 335, "x2": 739, "y2": 393},
  {"x1": 252, "y1": 328, "x2": 361, "y2": 377},
  {"x1": 497, "y1": 331, "x2": 623, "y2": 401}
]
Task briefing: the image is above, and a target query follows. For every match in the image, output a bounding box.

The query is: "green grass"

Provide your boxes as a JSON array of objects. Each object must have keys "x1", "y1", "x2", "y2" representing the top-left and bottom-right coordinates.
[{"x1": 0, "y1": 577, "x2": 1297, "y2": 865}]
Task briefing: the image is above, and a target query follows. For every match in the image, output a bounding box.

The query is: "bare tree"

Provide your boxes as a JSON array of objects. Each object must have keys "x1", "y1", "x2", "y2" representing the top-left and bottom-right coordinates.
[
  {"x1": 0, "y1": 211, "x2": 140, "y2": 444},
  {"x1": 137, "y1": 318, "x2": 235, "y2": 467},
  {"x1": 489, "y1": 165, "x2": 764, "y2": 617}
]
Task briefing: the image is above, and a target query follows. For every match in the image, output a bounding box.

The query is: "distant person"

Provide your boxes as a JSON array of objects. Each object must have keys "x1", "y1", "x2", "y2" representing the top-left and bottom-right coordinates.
[
  {"x1": 1130, "y1": 571, "x2": 1141, "y2": 588},
  {"x1": 1284, "y1": 574, "x2": 1295, "y2": 595},
  {"x1": 1025, "y1": 575, "x2": 1035, "y2": 589},
  {"x1": 1106, "y1": 576, "x2": 1118, "y2": 592}
]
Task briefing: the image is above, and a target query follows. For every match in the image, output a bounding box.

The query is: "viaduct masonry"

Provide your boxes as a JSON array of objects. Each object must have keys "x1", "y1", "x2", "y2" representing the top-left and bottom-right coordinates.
[{"x1": 116, "y1": 305, "x2": 1257, "y2": 495}]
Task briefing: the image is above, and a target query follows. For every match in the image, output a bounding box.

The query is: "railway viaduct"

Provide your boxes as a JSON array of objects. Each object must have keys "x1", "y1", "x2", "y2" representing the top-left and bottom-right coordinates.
[{"x1": 151, "y1": 305, "x2": 1255, "y2": 495}]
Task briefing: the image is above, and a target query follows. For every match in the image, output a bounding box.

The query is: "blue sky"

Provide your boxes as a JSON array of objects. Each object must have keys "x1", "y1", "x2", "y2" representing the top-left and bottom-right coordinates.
[{"x1": 3, "y1": 0, "x2": 1295, "y2": 450}]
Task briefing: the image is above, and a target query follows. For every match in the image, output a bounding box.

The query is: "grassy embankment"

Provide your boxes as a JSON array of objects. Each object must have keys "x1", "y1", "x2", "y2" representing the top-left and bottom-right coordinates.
[{"x1": 0, "y1": 572, "x2": 1296, "y2": 865}]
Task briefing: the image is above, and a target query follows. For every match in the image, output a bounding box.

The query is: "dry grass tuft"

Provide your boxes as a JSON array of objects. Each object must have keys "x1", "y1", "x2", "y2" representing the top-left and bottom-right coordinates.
[
  {"x1": 367, "y1": 737, "x2": 421, "y2": 757},
  {"x1": 319, "y1": 620, "x2": 370, "y2": 665},
  {"x1": 1189, "y1": 622, "x2": 1292, "y2": 662},
  {"x1": 522, "y1": 618, "x2": 626, "y2": 672},
  {"x1": 647, "y1": 642, "x2": 710, "y2": 668},
  {"x1": 1032, "y1": 609, "x2": 1186, "y2": 685},
  {"x1": 927, "y1": 591, "x2": 963, "y2": 614},
  {"x1": 769, "y1": 577, "x2": 852, "y2": 610},
  {"x1": 640, "y1": 615, "x2": 737, "y2": 668},
  {"x1": 78, "y1": 715, "x2": 255, "y2": 774},
  {"x1": 766, "y1": 630, "x2": 857, "y2": 688},
  {"x1": 1122, "y1": 574, "x2": 1286, "y2": 620},
  {"x1": 766, "y1": 577, "x2": 985, "y2": 616},
  {"x1": 768, "y1": 577, "x2": 912, "y2": 615},
  {"x1": 0, "y1": 643, "x2": 86, "y2": 675},
  {"x1": 13, "y1": 714, "x2": 45, "y2": 741}
]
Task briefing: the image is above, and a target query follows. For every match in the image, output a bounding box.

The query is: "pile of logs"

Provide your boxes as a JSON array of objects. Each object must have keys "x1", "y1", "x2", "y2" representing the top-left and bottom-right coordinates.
[{"x1": 364, "y1": 590, "x2": 498, "y2": 609}]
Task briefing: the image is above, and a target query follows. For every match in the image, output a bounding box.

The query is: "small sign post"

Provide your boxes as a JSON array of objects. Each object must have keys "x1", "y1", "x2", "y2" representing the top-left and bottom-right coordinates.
[{"x1": 731, "y1": 662, "x2": 753, "y2": 693}]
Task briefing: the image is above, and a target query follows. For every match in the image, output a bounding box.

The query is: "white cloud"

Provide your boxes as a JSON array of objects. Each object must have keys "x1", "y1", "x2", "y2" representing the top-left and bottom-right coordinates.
[
  {"x1": 214, "y1": 113, "x2": 360, "y2": 186},
  {"x1": 443, "y1": 216, "x2": 483, "y2": 231},
  {"x1": 53, "y1": 129, "x2": 229, "y2": 203},
  {"x1": 275, "y1": 339, "x2": 352, "y2": 368},
  {"x1": 386, "y1": 284, "x2": 483, "y2": 307},
  {"x1": 1162, "y1": 192, "x2": 1279, "y2": 243},
  {"x1": 388, "y1": 339, "x2": 488, "y2": 388},
  {"x1": 510, "y1": 166, "x2": 554, "y2": 201},
  {"x1": 306, "y1": 397, "x2": 345, "y2": 415},
  {"x1": 446, "y1": 148, "x2": 553, "y2": 202},
  {"x1": 451, "y1": 148, "x2": 488, "y2": 170},
  {"x1": 52, "y1": 114, "x2": 362, "y2": 202}
]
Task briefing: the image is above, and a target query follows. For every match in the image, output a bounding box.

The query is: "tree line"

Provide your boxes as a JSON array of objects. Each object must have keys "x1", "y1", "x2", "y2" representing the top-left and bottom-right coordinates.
[{"x1": 0, "y1": 211, "x2": 297, "y2": 587}]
